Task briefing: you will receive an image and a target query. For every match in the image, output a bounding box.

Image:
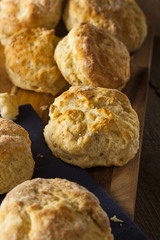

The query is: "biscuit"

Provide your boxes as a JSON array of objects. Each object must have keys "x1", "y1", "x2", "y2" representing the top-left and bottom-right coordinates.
[
  {"x1": 0, "y1": 118, "x2": 35, "y2": 194},
  {"x1": 4, "y1": 28, "x2": 69, "y2": 95},
  {"x1": 63, "y1": 0, "x2": 147, "y2": 52},
  {"x1": 54, "y1": 23, "x2": 130, "y2": 90},
  {"x1": 0, "y1": 0, "x2": 63, "y2": 45},
  {"x1": 44, "y1": 86, "x2": 139, "y2": 168},
  {"x1": 0, "y1": 178, "x2": 114, "y2": 240},
  {"x1": 0, "y1": 93, "x2": 19, "y2": 120}
]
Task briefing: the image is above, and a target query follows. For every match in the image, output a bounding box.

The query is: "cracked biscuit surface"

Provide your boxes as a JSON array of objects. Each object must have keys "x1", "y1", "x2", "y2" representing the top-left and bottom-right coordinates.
[
  {"x1": 54, "y1": 23, "x2": 130, "y2": 90},
  {"x1": 0, "y1": 0, "x2": 63, "y2": 45},
  {"x1": 0, "y1": 118, "x2": 35, "y2": 194},
  {"x1": 63, "y1": 0, "x2": 147, "y2": 52},
  {"x1": 44, "y1": 86, "x2": 139, "y2": 168},
  {"x1": 0, "y1": 178, "x2": 114, "y2": 240},
  {"x1": 5, "y1": 28, "x2": 69, "y2": 95}
]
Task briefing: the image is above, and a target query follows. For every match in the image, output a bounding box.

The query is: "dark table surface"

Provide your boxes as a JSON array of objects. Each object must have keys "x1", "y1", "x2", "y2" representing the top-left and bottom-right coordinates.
[
  {"x1": 135, "y1": 1, "x2": 160, "y2": 239},
  {"x1": 135, "y1": 36, "x2": 160, "y2": 240}
]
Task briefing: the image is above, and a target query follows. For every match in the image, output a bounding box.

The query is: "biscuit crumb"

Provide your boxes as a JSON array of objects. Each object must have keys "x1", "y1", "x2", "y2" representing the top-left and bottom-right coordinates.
[
  {"x1": 40, "y1": 105, "x2": 48, "y2": 111},
  {"x1": 110, "y1": 215, "x2": 124, "y2": 223},
  {"x1": 0, "y1": 93, "x2": 19, "y2": 120},
  {"x1": 36, "y1": 153, "x2": 44, "y2": 158}
]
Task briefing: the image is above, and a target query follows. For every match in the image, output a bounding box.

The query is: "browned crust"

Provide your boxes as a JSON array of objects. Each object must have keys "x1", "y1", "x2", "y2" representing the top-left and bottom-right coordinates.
[
  {"x1": 0, "y1": 178, "x2": 114, "y2": 240},
  {"x1": 4, "y1": 28, "x2": 69, "y2": 95},
  {"x1": 44, "y1": 86, "x2": 139, "y2": 168},
  {"x1": 0, "y1": 118, "x2": 35, "y2": 194},
  {"x1": 0, "y1": 0, "x2": 63, "y2": 45},
  {"x1": 63, "y1": 0, "x2": 147, "y2": 52},
  {"x1": 54, "y1": 23, "x2": 130, "y2": 90}
]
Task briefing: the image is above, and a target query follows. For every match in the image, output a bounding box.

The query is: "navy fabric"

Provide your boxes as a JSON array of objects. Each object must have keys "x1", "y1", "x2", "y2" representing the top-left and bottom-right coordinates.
[{"x1": 0, "y1": 105, "x2": 149, "y2": 240}]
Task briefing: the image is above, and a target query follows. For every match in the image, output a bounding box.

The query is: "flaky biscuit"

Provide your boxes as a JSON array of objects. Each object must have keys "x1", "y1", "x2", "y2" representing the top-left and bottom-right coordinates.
[
  {"x1": 54, "y1": 23, "x2": 130, "y2": 90},
  {"x1": 0, "y1": 93, "x2": 19, "y2": 120},
  {"x1": 4, "y1": 28, "x2": 69, "y2": 95},
  {"x1": 63, "y1": 0, "x2": 147, "y2": 52},
  {"x1": 0, "y1": 178, "x2": 114, "y2": 240},
  {"x1": 0, "y1": 0, "x2": 63, "y2": 45},
  {"x1": 0, "y1": 118, "x2": 35, "y2": 194},
  {"x1": 44, "y1": 86, "x2": 139, "y2": 168}
]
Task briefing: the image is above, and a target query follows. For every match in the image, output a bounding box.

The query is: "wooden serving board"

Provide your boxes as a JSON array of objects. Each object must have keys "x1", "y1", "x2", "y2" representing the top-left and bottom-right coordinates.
[{"x1": 0, "y1": 18, "x2": 154, "y2": 220}]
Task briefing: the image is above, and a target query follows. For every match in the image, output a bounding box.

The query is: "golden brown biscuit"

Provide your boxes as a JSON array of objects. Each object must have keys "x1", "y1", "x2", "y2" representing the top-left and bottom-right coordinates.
[
  {"x1": 0, "y1": 118, "x2": 35, "y2": 194},
  {"x1": 63, "y1": 0, "x2": 147, "y2": 52},
  {"x1": 4, "y1": 28, "x2": 69, "y2": 95},
  {"x1": 54, "y1": 23, "x2": 130, "y2": 90},
  {"x1": 0, "y1": 178, "x2": 114, "y2": 240},
  {"x1": 44, "y1": 86, "x2": 139, "y2": 168},
  {"x1": 0, "y1": 93, "x2": 19, "y2": 120},
  {"x1": 0, "y1": 0, "x2": 63, "y2": 45}
]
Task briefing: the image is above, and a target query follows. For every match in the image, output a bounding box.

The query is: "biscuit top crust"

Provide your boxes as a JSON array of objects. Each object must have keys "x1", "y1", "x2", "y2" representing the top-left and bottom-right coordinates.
[
  {"x1": 0, "y1": 0, "x2": 63, "y2": 45},
  {"x1": 0, "y1": 178, "x2": 113, "y2": 240},
  {"x1": 5, "y1": 27, "x2": 59, "y2": 80},
  {"x1": 0, "y1": 117, "x2": 31, "y2": 165},
  {"x1": 44, "y1": 86, "x2": 139, "y2": 167},
  {"x1": 63, "y1": 0, "x2": 147, "y2": 52},
  {"x1": 50, "y1": 86, "x2": 132, "y2": 114},
  {"x1": 49, "y1": 86, "x2": 135, "y2": 130},
  {"x1": 0, "y1": 117, "x2": 30, "y2": 147},
  {"x1": 54, "y1": 23, "x2": 130, "y2": 90},
  {"x1": 5, "y1": 28, "x2": 68, "y2": 95}
]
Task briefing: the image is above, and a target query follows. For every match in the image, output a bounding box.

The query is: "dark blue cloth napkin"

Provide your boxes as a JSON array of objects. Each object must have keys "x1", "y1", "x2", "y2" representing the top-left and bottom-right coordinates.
[{"x1": 0, "y1": 104, "x2": 149, "y2": 240}]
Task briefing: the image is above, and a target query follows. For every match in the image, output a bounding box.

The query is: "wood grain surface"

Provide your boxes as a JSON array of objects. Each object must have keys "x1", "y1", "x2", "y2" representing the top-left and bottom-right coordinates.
[
  {"x1": 135, "y1": 35, "x2": 160, "y2": 240},
  {"x1": 0, "y1": 18, "x2": 154, "y2": 220}
]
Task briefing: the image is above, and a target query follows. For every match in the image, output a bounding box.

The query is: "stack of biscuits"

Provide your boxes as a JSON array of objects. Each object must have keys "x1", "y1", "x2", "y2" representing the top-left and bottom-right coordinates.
[{"x1": 0, "y1": 0, "x2": 147, "y2": 239}]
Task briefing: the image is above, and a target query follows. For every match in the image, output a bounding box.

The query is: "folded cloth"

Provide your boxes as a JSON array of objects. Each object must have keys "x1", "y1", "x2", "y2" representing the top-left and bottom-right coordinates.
[{"x1": 0, "y1": 104, "x2": 149, "y2": 240}]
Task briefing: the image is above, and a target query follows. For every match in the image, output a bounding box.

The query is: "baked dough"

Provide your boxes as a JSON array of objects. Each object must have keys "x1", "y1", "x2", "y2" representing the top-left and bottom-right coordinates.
[
  {"x1": 0, "y1": 0, "x2": 63, "y2": 45},
  {"x1": 0, "y1": 118, "x2": 35, "y2": 194},
  {"x1": 54, "y1": 23, "x2": 130, "y2": 90},
  {"x1": 0, "y1": 93, "x2": 19, "y2": 120},
  {"x1": 0, "y1": 178, "x2": 114, "y2": 240},
  {"x1": 63, "y1": 0, "x2": 147, "y2": 52},
  {"x1": 44, "y1": 86, "x2": 139, "y2": 168},
  {"x1": 5, "y1": 28, "x2": 69, "y2": 95}
]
